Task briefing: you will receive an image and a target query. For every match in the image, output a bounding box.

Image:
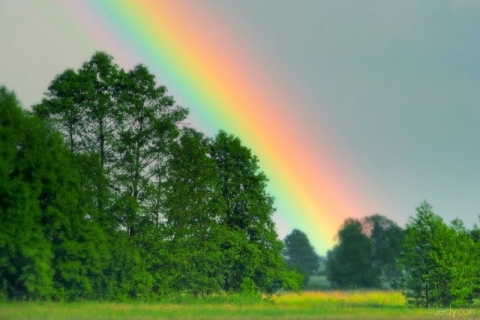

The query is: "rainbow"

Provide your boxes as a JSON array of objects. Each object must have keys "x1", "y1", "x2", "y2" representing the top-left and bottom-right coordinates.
[{"x1": 57, "y1": 0, "x2": 373, "y2": 253}]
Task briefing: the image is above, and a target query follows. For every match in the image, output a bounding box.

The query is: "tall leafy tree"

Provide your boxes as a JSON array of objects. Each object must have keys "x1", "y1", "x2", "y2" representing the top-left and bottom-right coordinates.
[
  {"x1": 34, "y1": 52, "x2": 188, "y2": 233},
  {"x1": 34, "y1": 52, "x2": 190, "y2": 299},
  {"x1": 326, "y1": 218, "x2": 380, "y2": 288},
  {"x1": 7, "y1": 51, "x2": 306, "y2": 299},
  {"x1": 113, "y1": 64, "x2": 187, "y2": 235},
  {"x1": 34, "y1": 52, "x2": 119, "y2": 217},
  {"x1": 0, "y1": 87, "x2": 53, "y2": 299},
  {"x1": 210, "y1": 131, "x2": 298, "y2": 293},
  {"x1": 0, "y1": 87, "x2": 108, "y2": 300},
  {"x1": 399, "y1": 201, "x2": 478, "y2": 307},
  {"x1": 442, "y1": 219, "x2": 479, "y2": 306},
  {"x1": 469, "y1": 218, "x2": 480, "y2": 299},
  {"x1": 284, "y1": 229, "x2": 320, "y2": 286},
  {"x1": 160, "y1": 129, "x2": 227, "y2": 294}
]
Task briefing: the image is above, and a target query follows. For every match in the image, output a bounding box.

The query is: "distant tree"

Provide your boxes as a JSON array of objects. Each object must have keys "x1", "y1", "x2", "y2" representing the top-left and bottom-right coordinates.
[
  {"x1": 470, "y1": 217, "x2": 480, "y2": 243},
  {"x1": 361, "y1": 214, "x2": 404, "y2": 286},
  {"x1": 284, "y1": 229, "x2": 320, "y2": 285},
  {"x1": 398, "y1": 201, "x2": 478, "y2": 307},
  {"x1": 326, "y1": 218, "x2": 380, "y2": 288},
  {"x1": 210, "y1": 131, "x2": 301, "y2": 293}
]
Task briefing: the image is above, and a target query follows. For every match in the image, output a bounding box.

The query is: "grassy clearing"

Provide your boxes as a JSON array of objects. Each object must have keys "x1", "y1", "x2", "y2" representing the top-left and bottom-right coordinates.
[{"x1": 1, "y1": 291, "x2": 479, "y2": 319}]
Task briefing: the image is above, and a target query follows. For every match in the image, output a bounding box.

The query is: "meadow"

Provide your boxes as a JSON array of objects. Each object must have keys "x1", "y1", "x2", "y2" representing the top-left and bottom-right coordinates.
[{"x1": 1, "y1": 291, "x2": 478, "y2": 320}]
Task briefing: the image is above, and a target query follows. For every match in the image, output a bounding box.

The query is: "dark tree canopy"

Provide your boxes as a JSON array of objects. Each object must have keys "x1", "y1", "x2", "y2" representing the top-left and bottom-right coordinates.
[
  {"x1": 326, "y1": 214, "x2": 405, "y2": 289},
  {"x1": 326, "y1": 218, "x2": 380, "y2": 288},
  {"x1": 284, "y1": 229, "x2": 320, "y2": 285},
  {"x1": 361, "y1": 214, "x2": 404, "y2": 286}
]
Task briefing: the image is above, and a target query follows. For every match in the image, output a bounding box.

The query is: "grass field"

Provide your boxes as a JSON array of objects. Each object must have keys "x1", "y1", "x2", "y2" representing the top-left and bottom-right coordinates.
[{"x1": 1, "y1": 291, "x2": 479, "y2": 319}]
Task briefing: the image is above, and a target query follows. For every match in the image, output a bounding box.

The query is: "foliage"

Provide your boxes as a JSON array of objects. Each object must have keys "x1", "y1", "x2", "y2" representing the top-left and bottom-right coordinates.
[
  {"x1": 34, "y1": 52, "x2": 188, "y2": 234},
  {"x1": 32, "y1": 52, "x2": 190, "y2": 299},
  {"x1": 0, "y1": 87, "x2": 108, "y2": 300},
  {"x1": 112, "y1": 64, "x2": 187, "y2": 235},
  {"x1": 326, "y1": 214, "x2": 405, "y2": 290},
  {"x1": 10, "y1": 50, "x2": 480, "y2": 306},
  {"x1": 361, "y1": 214, "x2": 404, "y2": 287},
  {"x1": 2, "y1": 52, "x2": 302, "y2": 300},
  {"x1": 0, "y1": 87, "x2": 53, "y2": 299},
  {"x1": 210, "y1": 131, "x2": 301, "y2": 293},
  {"x1": 326, "y1": 218, "x2": 381, "y2": 288},
  {"x1": 398, "y1": 201, "x2": 478, "y2": 307},
  {"x1": 283, "y1": 229, "x2": 320, "y2": 286},
  {"x1": 160, "y1": 129, "x2": 227, "y2": 295},
  {"x1": 471, "y1": 218, "x2": 480, "y2": 298}
]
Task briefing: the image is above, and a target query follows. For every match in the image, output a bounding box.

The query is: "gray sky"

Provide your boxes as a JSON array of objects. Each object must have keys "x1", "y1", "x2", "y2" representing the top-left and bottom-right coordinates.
[
  {"x1": 216, "y1": 0, "x2": 480, "y2": 229},
  {"x1": 191, "y1": 0, "x2": 480, "y2": 231},
  {"x1": 1, "y1": 1, "x2": 479, "y2": 250}
]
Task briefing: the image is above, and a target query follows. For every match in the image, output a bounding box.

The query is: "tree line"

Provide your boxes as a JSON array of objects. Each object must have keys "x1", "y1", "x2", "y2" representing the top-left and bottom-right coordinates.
[
  {"x1": 1, "y1": 52, "x2": 478, "y2": 307},
  {"x1": 325, "y1": 201, "x2": 480, "y2": 307},
  {"x1": 0, "y1": 52, "x2": 302, "y2": 301}
]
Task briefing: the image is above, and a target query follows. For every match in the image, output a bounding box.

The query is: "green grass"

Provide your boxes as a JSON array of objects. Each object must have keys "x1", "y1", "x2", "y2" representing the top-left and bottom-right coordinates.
[{"x1": 1, "y1": 291, "x2": 479, "y2": 319}]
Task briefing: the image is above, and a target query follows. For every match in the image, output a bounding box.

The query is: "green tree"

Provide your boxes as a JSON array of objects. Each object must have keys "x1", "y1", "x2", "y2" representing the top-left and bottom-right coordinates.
[
  {"x1": 361, "y1": 214, "x2": 404, "y2": 286},
  {"x1": 470, "y1": 217, "x2": 480, "y2": 242},
  {"x1": 34, "y1": 52, "x2": 119, "y2": 218},
  {"x1": 112, "y1": 64, "x2": 187, "y2": 235},
  {"x1": 34, "y1": 52, "x2": 188, "y2": 232},
  {"x1": 210, "y1": 131, "x2": 300, "y2": 293},
  {"x1": 25, "y1": 52, "x2": 303, "y2": 298},
  {"x1": 441, "y1": 219, "x2": 479, "y2": 306},
  {"x1": 398, "y1": 201, "x2": 478, "y2": 307},
  {"x1": 0, "y1": 87, "x2": 108, "y2": 300},
  {"x1": 0, "y1": 87, "x2": 53, "y2": 299},
  {"x1": 326, "y1": 218, "x2": 380, "y2": 288},
  {"x1": 284, "y1": 229, "x2": 319, "y2": 286},
  {"x1": 159, "y1": 129, "x2": 227, "y2": 294},
  {"x1": 34, "y1": 53, "x2": 189, "y2": 299},
  {"x1": 470, "y1": 218, "x2": 480, "y2": 299}
]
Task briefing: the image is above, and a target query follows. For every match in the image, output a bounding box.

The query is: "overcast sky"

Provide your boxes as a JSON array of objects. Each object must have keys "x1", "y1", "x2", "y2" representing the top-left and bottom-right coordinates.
[
  {"x1": 1, "y1": 1, "x2": 479, "y2": 244},
  {"x1": 205, "y1": 0, "x2": 480, "y2": 228}
]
